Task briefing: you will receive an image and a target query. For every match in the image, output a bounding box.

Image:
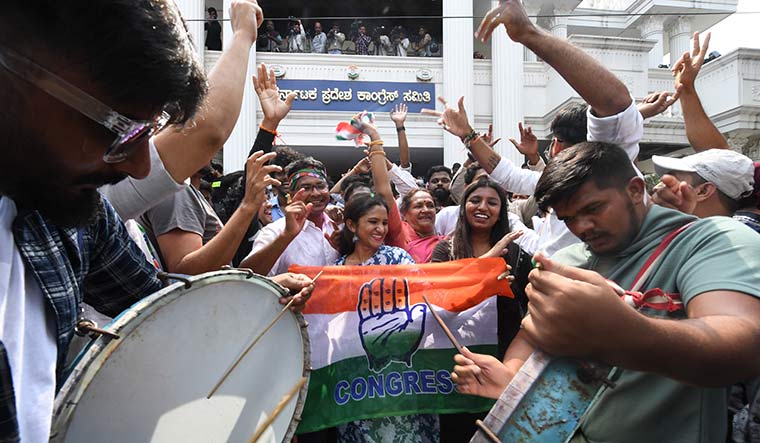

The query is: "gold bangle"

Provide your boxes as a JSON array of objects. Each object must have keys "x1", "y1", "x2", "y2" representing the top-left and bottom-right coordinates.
[
  {"x1": 368, "y1": 150, "x2": 386, "y2": 158},
  {"x1": 367, "y1": 139, "x2": 385, "y2": 147}
]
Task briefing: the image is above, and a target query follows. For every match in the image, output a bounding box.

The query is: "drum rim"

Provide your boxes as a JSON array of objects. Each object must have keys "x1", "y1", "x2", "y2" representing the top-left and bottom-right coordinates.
[{"x1": 51, "y1": 270, "x2": 311, "y2": 443}]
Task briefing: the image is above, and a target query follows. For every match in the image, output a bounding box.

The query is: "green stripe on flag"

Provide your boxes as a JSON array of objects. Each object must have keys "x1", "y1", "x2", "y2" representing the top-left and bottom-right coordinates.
[{"x1": 297, "y1": 346, "x2": 497, "y2": 434}]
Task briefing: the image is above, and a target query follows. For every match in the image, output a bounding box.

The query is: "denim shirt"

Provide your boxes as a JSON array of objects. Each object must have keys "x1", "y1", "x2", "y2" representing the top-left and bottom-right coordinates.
[{"x1": 0, "y1": 196, "x2": 162, "y2": 442}]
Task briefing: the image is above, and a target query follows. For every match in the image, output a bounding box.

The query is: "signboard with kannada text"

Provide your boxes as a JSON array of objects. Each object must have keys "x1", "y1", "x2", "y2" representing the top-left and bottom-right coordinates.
[{"x1": 276, "y1": 80, "x2": 435, "y2": 113}]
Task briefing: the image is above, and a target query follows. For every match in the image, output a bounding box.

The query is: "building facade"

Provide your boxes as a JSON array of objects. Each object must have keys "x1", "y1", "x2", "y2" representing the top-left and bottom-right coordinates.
[{"x1": 177, "y1": 0, "x2": 760, "y2": 178}]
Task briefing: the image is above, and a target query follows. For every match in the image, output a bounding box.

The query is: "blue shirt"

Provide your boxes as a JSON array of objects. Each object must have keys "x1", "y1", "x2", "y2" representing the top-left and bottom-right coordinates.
[{"x1": 270, "y1": 194, "x2": 285, "y2": 222}]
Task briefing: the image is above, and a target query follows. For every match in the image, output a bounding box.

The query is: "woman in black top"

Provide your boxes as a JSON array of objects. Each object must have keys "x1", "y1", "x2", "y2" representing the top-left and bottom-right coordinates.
[{"x1": 431, "y1": 177, "x2": 532, "y2": 443}]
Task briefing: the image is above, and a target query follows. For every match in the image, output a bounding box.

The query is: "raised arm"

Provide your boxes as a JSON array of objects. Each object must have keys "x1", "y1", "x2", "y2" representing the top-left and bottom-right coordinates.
[
  {"x1": 354, "y1": 118, "x2": 408, "y2": 248},
  {"x1": 477, "y1": 0, "x2": 630, "y2": 117},
  {"x1": 390, "y1": 103, "x2": 411, "y2": 168},
  {"x1": 423, "y1": 97, "x2": 541, "y2": 195},
  {"x1": 154, "y1": 0, "x2": 263, "y2": 183},
  {"x1": 671, "y1": 32, "x2": 729, "y2": 151}
]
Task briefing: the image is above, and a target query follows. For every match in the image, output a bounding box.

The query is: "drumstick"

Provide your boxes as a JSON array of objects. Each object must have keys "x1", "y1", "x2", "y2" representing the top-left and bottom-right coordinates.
[
  {"x1": 422, "y1": 295, "x2": 484, "y2": 385},
  {"x1": 475, "y1": 419, "x2": 502, "y2": 443},
  {"x1": 207, "y1": 271, "x2": 323, "y2": 399},
  {"x1": 248, "y1": 377, "x2": 307, "y2": 443}
]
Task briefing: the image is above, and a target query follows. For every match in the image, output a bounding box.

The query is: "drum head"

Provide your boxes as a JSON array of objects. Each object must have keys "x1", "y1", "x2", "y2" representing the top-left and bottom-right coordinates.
[{"x1": 51, "y1": 271, "x2": 310, "y2": 443}]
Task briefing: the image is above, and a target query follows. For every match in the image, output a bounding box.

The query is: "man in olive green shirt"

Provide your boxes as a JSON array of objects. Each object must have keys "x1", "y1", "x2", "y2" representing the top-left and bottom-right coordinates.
[{"x1": 453, "y1": 142, "x2": 760, "y2": 442}]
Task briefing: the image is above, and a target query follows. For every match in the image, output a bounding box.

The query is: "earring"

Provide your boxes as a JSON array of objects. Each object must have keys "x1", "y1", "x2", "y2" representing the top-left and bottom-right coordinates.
[{"x1": 352, "y1": 234, "x2": 358, "y2": 242}]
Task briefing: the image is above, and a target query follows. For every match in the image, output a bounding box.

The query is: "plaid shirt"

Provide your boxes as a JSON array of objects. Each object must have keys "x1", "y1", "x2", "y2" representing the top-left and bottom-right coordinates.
[{"x1": 0, "y1": 196, "x2": 162, "y2": 442}]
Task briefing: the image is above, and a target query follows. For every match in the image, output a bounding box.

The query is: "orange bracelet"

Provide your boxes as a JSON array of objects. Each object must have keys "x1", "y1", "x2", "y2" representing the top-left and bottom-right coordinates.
[
  {"x1": 259, "y1": 124, "x2": 278, "y2": 136},
  {"x1": 367, "y1": 139, "x2": 385, "y2": 147},
  {"x1": 368, "y1": 150, "x2": 386, "y2": 159}
]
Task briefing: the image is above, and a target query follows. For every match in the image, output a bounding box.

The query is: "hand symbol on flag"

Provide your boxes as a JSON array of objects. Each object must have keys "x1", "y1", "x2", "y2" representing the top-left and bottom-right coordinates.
[{"x1": 357, "y1": 278, "x2": 427, "y2": 373}]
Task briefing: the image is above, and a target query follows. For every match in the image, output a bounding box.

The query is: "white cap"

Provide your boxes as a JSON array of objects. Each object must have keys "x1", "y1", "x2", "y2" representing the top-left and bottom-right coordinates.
[{"x1": 652, "y1": 149, "x2": 755, "y2": 200}]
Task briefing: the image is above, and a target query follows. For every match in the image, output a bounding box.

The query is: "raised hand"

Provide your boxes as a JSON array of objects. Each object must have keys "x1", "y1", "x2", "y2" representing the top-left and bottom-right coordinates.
[
  {"x1": 476, "y1": 0, "x2": 537, "y2": 44},
  {"x1": 422, "y1": 96, "x2": 473, "y2": 140},
  {"x1": 253, "y1": 63, "x2": 296, "y2": 130},
  {"x1": 480, "y1": 123, "x2": 502, "y2": 149},
  {"x1": 638, "y1": 89, "x2": 682, "y2": 119},
  {"x1": 451, "y1": 347, "x2": 512, "y2": 399},
  {"x1": 480, "y1": 230, "x2": 524, "y2": 259},
  {"x1": 651, "y1": 174, "x2": 698, "y2": 215},
  {"x1": 357, "y1": 278, "x2": 427, "y2": 372},
  {"x1": 242, "y1": 151, "x2": 280, "y2": 209},
  {"x1": 390, "y1": 103, "x2": 408, "y2": 127},
  {"x1": 508, "y1": 122, "x2": 539, "y2": 164},
  {"x1": 283, "y1": 188, "x2": 312, "y2": 239},
  {"x1": 672, "y1": 31, "x2": 711, "y2": 90},
  {"x1": 229, "y1": 0, "x2": 264, "y2": 44}
]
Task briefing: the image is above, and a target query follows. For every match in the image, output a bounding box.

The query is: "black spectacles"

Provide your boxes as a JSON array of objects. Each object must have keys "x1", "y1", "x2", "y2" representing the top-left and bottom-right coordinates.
[{"x1": 0, "y1": 45, "x2": 170, "y2": 163}]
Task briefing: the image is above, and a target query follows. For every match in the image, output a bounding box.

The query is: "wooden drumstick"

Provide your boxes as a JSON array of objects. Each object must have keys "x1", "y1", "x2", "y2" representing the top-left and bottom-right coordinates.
[
  {"x1": 475, "y1": 419, "x2": 502, "y2": 443},
  {"x1": 422, "y1": 295, "x2": 484, "y2": 385},
  {"x1": 208, "y1": 271, "x2": 323, "y2": 399},
  {"x1": 248, "y1": 377, "x2": 307, "y2": 443}
]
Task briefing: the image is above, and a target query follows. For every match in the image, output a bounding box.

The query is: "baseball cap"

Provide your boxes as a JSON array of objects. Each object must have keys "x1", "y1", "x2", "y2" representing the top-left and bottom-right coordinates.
[{"x1": 652, "y1": 149, "x2": 755, "y2": 200}]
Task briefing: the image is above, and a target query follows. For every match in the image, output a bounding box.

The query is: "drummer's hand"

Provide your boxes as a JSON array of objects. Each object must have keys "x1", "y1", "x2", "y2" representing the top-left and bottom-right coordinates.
[
  {"x1": 451, "y1": 347, "x2": 511, "y2": 399},
  {"x1": 523, "y1": 253, "x2": 634, "y2": 357},
  {"x1": 271, "y1": 272, "x2": 315, "y2": 312}
]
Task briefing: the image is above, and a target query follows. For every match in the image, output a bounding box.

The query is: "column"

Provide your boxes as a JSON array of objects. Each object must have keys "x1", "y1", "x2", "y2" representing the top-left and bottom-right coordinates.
[
  {"x1": 639, "y1": 16, "x2": 666, "y2": 68},
  {"x1": 668, "y1": 17, "x2": 692, "y2": 66},
  {"x1": 491, "y1": 0, "x2": 524, "y2": 166},
  {"x1": 222, "y1": 0, "x2": 258, "y2": 173},
  {"x1": 175, "y1": 0, "x2": 205, "y2": 66},
  {"x1": 442, "y1": 0, "x2": 474, "y2": 167},
  {"x1": 548, "y1": 9, "x2": 569, "y2": 40},
  {"x1": 524, "y1": 5, "x2": 540, "y2": 62}
]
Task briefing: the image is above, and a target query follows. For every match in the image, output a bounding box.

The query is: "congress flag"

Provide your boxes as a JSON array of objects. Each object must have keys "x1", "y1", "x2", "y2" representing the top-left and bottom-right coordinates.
[{"x1": 290, "y1": 258, "x2": 513, "y2": 433}]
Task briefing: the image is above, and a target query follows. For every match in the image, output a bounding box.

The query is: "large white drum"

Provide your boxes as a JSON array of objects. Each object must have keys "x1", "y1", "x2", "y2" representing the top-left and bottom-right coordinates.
[{"x1": 51, "y1": 271, "x2": 310, "y2": 443}]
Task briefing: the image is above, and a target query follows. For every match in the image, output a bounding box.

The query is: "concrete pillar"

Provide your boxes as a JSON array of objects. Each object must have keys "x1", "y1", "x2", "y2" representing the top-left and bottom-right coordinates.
[
  {"x1": 491, "y1": 0, "x2": 524, "y2": 167},
  {"x1": 549, "y1": 10, "x2": 569, "y2": 40},
  {"x1": 442, "y1": 0, "x2": 474, "y2": 168},
  {"x1": 221, "y1": 0, "x2": 258, "y2": 173},
  {"x1": 524, "y1": 5, "x2": 540, "y2": 62},
  {"x1": 639, "y1": 16, "x2": 666, "y2": 68},
  {"x1": 669, "y1": 17, "x2": 692, "y2": 66},
  {"x1": 175, "y1": 0, "x2": 206, "y2": 66}
]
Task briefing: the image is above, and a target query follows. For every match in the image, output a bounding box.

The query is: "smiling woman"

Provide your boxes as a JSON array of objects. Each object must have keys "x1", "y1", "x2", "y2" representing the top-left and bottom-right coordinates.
[{"x1": 400, "y1": 189, "x2": 446, "y2": 263}]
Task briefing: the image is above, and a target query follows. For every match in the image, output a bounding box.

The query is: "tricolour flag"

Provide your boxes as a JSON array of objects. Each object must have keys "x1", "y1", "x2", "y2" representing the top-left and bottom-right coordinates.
[{"x1": 291, "y1": 258, "x2": 513, "y2": 433}]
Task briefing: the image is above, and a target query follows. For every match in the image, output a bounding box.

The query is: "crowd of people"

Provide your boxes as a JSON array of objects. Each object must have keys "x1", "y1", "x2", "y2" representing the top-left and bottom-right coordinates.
[
  {"x1": 256, "y1": 18, "x2": 440, "y2": 56},
  {"x1": 2, "y1": 0, "x2": 760, "y2": 443}
]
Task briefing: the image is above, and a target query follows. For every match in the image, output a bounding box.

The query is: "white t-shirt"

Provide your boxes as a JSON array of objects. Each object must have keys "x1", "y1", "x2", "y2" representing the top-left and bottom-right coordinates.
[
  {"x1": 247, "y1": 213, "x2": 338, "y2": 276},
  {"x1": 435, "y1": 205, "x2": 459, "y2": 236},
  {"x1": 0, "y1": 197, "x2": 57, "y2": 443},
  {"x1": 489, "y1": 99, "x2": 644, "y2": 196}
]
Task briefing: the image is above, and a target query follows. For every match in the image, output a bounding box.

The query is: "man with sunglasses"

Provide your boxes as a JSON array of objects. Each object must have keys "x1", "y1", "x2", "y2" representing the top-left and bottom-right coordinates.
[
  {"x1": 0, "y1": 1, "x2": 208, "y2": 441},
  {"x1": 0, "y1": 2, "x2": 320, "y2": 443}
]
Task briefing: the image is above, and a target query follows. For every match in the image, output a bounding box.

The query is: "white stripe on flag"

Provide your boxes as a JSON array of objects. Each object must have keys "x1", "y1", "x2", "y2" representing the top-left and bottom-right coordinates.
[{"x1": 305, "y1": 297, "x2": 499, "y2": 369}]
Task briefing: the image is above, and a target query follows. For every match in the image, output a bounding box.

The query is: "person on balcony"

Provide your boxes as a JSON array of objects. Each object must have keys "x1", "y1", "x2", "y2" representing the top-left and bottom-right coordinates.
[
  {"x1": 311, "y1": 21, "x2": 327, "y2": 54},
  {"x1": 327, "y1": 23, "x2": 346, "y2": 54}
]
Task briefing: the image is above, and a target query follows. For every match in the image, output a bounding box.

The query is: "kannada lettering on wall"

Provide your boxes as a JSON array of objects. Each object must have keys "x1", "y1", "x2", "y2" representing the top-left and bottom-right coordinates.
[{"x1": 277, "y1": 80, "x2": 435, "y2": 113}]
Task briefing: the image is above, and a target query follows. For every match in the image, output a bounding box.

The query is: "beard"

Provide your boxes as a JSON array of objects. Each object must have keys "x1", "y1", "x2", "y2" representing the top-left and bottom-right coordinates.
[
  {"x1": 431, "y1": 187, "x2": 451, "y2": 207},
  {"x1": 2, "y1": 125, "x2": 126, "y2": 228}
]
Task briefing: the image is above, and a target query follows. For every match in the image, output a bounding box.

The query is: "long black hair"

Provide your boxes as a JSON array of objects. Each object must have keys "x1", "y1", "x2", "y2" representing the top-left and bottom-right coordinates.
[
  {"x1": 450, "y1": 178, "x2": 512, "y2": 259},
  {"x1": 338, "y1": 193, "x2": 389, "y2": 256}
]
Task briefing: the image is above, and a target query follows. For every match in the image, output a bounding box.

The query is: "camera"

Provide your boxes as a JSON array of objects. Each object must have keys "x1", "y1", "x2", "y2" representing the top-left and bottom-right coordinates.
[{"x1": 288, "y1": 15, "x2": 299, "y2": 23}]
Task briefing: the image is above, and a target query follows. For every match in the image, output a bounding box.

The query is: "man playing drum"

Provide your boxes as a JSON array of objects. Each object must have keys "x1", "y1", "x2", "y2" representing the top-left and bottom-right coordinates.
[
  {"x1": 452, "y1": 142, "x2": 760, "y2": 442},
  {"x1": 0, "y1": 2, "x2": 314, "y2": 442}
]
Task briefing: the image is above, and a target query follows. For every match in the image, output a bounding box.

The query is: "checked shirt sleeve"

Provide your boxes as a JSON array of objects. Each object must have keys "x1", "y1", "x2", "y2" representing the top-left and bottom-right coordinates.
[{"x1": 83, "y1": 198, "x2": 162, "y2": 318}]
